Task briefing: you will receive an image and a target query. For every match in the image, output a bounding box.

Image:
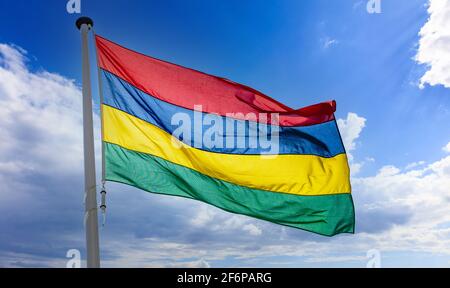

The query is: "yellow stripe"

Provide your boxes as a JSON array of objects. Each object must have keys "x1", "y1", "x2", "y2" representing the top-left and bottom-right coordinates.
[{"x1": 103, "y1": 105, "x2": 351, "y2": 196}]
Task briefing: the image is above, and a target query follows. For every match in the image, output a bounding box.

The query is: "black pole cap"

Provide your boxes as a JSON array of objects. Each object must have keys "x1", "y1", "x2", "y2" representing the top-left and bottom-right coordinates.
[{"x1": 76, "y1": 17, "x2": 94, "y2": 30}]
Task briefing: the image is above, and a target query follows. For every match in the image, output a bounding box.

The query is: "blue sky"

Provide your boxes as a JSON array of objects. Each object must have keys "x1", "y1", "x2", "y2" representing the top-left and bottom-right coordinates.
[{"x1": 0, "y1": 0, "x2": 449, "y2": 267}]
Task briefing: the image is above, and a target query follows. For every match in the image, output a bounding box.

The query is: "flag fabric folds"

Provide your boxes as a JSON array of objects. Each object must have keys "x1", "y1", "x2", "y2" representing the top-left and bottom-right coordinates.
[{"x1": 95, "y1": 35, "x2": 355, "y2": 236}]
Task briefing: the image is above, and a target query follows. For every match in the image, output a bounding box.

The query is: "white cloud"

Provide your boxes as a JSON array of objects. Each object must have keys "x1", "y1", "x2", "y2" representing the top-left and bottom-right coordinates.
[
  {"x1": 165, "y1": 258, "x2": 211, "y2": 268},
  {"x1": 0, "y1": 251, "x2": 64, "y2": 268},
  {"x1": 0, "y1": 44, "x2": 86, "y2": 210},
  {"x1": 321, "y1": 37, "x2": 339, "y2": 49},
  {"x1": 0, "y1": 43, "x2": 104, "y2": 209},
  {"x1": 349, "y1": 162, "x2": 363, "y2": 176},
  {"x1": 303, "y1": 255, "x2": 367, "y2": 264},
  {"x1": 377, "y1": 165, "x2": 401, "y2": 177},
  {"x1": 354, "y1": 155, "x2": 450, "y2": 234},
  {"x1": 190, "y1": 205, "x2": 217, "y2": 227},
  {"x1": 337, "y1": 113, "x2": 366, "y2": 154},
  {"x1": 337, "y1": 113, "x2": 367, "y2": 175},
  {"x1": 443, "y1": 142, "x2": 450, "y2": 153},
  {"x1": 0, "y1": 43, "x2": 96, "y2": 174},
  {"x1": 429, "y1": 155, "x2": 450, "y2": 176},
  {"x1": 190, "y1": 202, "x2": 263, "y2": 236},
  {"x1": 405, "y1": 161, "x2": 426, "y2": 170},
  {"x1": 416, "y1": 0, "x2": 450, "y2": 89},
  {"x1": 242, "y1": 224, "x2": 262, "y2": 236}
]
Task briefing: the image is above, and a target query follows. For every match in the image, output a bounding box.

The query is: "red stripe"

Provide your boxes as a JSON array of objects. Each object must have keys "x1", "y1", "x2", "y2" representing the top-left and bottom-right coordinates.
[{"x1": 95, "y1": 35, "x2": 336, "y2": 126}]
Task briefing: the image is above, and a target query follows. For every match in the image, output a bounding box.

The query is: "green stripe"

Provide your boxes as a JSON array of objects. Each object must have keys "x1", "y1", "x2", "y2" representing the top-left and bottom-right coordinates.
[{"x1": 105, "y1": 142, "x2": 355, "y2": 236}]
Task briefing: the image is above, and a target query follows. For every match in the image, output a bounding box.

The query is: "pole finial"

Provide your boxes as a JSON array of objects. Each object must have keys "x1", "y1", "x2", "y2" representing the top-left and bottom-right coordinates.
[{"x1": 76, "y1": 17, "x2": 94, "y2": 30}]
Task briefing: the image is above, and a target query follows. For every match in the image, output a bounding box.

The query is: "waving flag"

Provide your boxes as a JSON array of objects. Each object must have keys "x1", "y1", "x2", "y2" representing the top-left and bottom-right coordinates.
[{"x1": 96, "y1": 35, "x2": 355, "y2": 236}]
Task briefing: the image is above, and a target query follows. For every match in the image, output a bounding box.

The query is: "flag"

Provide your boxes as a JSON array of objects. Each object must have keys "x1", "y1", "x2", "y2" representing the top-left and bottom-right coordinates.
[{"x1": 95, "y1": 35, "x2": 355, "y2": 236}]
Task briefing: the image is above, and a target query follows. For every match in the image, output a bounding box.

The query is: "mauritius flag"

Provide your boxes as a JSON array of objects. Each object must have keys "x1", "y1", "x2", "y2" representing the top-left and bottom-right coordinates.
[{"x1": 95, "y1": 35, "x2": 355, "y2": 236}]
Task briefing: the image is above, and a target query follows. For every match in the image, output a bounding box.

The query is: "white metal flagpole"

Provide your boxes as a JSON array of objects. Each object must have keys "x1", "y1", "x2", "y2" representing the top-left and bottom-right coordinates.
[{"x1": 76, "y1": 16, "x2": 101, "y2": 268}]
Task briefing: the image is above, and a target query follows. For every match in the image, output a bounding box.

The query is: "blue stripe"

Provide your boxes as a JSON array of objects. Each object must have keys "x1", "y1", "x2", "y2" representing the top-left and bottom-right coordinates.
[{"x1": 101, "y1": 70, "x2": 345, "y2": 156}]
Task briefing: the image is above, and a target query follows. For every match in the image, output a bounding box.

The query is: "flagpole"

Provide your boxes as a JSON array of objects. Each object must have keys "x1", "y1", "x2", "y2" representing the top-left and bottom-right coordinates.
[{"x1": 76, "y1": 16, "x2": 101, "y2": 268}]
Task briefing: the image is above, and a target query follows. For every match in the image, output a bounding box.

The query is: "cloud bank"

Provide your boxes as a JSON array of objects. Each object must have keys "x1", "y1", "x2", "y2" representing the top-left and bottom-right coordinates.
[{"x1": 1, "y1": 42, "x2": 450, "y2": 267}]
